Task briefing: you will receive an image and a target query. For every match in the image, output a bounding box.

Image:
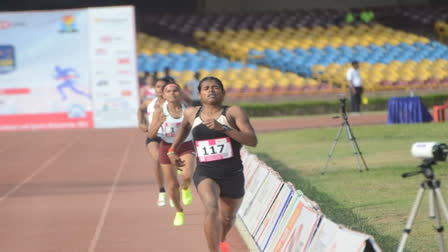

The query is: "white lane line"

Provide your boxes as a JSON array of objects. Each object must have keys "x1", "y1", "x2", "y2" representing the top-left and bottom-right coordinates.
[
  {"x1": 88, "y1": 133, "x2": 133, "y2": 252},
  {"x1": 0, "y1": 139, "x2": 77, "y2": 203}
]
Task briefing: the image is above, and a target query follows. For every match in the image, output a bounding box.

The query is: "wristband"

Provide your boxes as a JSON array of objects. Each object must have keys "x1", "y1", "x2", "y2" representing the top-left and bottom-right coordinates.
[
  {"x1": 167, "y1": 151, "x2": 176, "y2": 156},
  {"x1": 168, "y1": 147, "x2": 176, "y2": 153}
]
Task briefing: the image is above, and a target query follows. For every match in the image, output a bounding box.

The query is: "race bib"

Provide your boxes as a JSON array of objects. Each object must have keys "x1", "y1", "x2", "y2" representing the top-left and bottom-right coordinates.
[
  {"x1": 196, "y1": 137, "x2": 234, "y2": 162},
  {"x1": 163, "y1": 122, "x2": 181, "y2": 137}
]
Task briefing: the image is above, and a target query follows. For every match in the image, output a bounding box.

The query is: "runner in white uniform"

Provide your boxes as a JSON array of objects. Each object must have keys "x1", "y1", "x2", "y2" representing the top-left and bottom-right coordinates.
[
  {"x1": 137, "y1": 78, "x2": 170, "y2": 207},
  {"x1": 148, "y1": 82, "x2": 196, "y2": 227}
]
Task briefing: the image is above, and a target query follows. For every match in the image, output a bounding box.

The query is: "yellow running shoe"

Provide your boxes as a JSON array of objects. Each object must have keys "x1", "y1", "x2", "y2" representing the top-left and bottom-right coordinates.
[
  {"x1": 157, "y1": 192, "x2": 166, "y2": 207},
  {"x1": 182, "y1": 188, "x2": 192, "y2": 206},
  {"x1": 177, "y1": 168, "x2": 182, "y2": 175},
  {"x1": 173, "y1": 212, "x2": 184, "y2": 226}
]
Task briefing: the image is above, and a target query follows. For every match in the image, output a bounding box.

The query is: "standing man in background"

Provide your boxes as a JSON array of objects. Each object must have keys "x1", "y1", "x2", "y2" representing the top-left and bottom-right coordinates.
[
  {"x1": 346, "y1": 61, "x2": 363, "y2": 114},
  {"x1": 184, "y1": 72, "x2": 201, "y2": 106}
]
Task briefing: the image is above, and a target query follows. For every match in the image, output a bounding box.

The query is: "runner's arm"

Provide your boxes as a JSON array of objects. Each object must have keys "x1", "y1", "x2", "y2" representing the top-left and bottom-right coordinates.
[{"x1": 147, "y1": 108, "x2": 165, "y2": 139}]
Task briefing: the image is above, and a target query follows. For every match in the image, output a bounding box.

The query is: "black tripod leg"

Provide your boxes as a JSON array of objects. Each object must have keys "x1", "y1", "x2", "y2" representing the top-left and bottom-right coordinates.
[
  {"x1": 322, "y1": 123, "x2": 344, "y2": 175},
  {"x1": 345, "y1": 121, "x2": 369, "y2": 171},
  {"x1": 345, "y1": 122, "x2": 362, "y2": 172}
]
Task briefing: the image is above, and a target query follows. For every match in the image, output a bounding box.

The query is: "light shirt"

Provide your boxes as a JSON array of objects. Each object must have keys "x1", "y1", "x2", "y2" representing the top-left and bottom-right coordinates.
[
  {"x1": 185, "y1": 79, "x2": 200, "y2": 100},
  {"x1": 147, "y1": 97, "x2": 163, "y2": 137},
  {"x1": 160, "y1": 101, "x2": 192, "y2": 143},
  {"x1": 346, "y1": 67, "x2": 362, "y2": 87}
]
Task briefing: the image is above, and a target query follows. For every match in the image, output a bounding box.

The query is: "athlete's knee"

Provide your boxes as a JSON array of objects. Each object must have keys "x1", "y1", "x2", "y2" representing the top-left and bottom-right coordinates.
[
  {"x1": 220, "y1": 212, "x2": 236, "y2": 226},
  {"x1": 203, "y1": 201, "x2": 219, "y2": 217}
]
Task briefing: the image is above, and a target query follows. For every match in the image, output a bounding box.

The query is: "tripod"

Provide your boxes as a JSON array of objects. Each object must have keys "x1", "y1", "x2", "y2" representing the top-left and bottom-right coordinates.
[
  {"x1": 397, "y1": 159, "x2": 448, "y2": 252},
  {"x1": 321, "y1": 99, "x2": 368, "y2": 175}
]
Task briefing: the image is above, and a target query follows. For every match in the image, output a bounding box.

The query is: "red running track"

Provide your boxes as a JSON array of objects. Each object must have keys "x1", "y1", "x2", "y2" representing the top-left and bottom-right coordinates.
[{"x1": 0, "y1": 113, "x2": 386, "y2": 251}]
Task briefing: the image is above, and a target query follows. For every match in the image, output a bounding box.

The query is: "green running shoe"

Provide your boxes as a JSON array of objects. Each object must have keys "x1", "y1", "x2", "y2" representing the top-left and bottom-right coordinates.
[
  {"x1": 182, "y1": 188, "x2": 192, "y2": 206},
  {"x1": 173, "y1": 212, "x2": 184, "y2": 226}
]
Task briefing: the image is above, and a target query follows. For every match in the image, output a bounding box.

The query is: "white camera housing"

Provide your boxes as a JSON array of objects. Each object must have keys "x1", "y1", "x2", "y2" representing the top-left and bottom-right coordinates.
[{"x1": 411, "y1": 142, "x2": 442, "y2": 159}]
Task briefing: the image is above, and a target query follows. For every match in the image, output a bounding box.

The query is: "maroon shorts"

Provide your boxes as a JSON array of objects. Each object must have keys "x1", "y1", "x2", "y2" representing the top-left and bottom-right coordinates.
[{"x1": 159, "y1": 140, "x2": 195, "y2": 165}]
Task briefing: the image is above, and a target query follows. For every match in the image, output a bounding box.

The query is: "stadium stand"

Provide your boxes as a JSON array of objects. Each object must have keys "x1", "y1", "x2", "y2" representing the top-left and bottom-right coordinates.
[{"x1": 137, "y1": 10, "x2": 448, "y2": 96}]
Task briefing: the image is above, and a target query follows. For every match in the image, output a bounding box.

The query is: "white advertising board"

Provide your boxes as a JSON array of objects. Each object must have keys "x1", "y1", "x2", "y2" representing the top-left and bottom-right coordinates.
[
  {"x1": 238, "y1": 162, "x2": 269, "y2": 222},
  {"x1": 307, "y1": 217, "x2": 339, "y2": 252},
  {"x1": 255, "y1": 184, "x2": 294, "y2": 251},
  {"x1": 88, "y1": 6, "x2": 139, "y2": 128},
  {"x1": 243, "y1": 171, "x2": 283, "y2": 236},
  {"x1": 265, "y1": 189, "x2": 300, "y2": 252}
]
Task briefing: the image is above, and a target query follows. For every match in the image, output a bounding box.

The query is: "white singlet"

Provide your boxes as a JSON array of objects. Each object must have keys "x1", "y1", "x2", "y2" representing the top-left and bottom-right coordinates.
[{"x1": 160, "y1": 101, "x2": 192, "y2": 143}]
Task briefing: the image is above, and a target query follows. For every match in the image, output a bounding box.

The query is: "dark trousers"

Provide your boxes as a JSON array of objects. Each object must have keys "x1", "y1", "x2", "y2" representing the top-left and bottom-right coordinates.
[{"x1": 350, "y1": 86, "x2": 363, "y2": 112}]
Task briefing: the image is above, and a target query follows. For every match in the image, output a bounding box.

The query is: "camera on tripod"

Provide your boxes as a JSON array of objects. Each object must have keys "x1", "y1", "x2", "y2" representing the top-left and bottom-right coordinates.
[{"x1": 397, "y1": 142, "x2": 448, "y2": 252}]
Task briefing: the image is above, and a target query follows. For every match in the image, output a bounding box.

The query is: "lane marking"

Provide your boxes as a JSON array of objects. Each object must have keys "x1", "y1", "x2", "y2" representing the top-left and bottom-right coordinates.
[
  {"x1": 0, "y1": 138, "x2": 77, "y2": 203},
  {"x1": 88, "y1": 133, "x2": 133, "y2": 252}
]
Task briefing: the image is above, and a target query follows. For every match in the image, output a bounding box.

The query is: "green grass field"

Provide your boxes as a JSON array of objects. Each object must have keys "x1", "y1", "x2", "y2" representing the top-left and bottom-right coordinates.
[{"x1": 249, "y1": 121, "x2": 448, "y2": 252}]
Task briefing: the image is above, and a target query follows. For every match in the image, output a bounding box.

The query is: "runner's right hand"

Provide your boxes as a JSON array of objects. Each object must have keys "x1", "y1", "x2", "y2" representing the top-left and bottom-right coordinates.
[{"x1": 168, "y1": 154, "x2": 185, "y2": 167}]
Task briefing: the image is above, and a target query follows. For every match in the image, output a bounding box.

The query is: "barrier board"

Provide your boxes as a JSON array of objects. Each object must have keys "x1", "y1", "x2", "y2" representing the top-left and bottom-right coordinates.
[
  {"x1": 255, "y1": 183, "x2": 294, "y2": 251},
  {"x1": 243, "y1": 171, "x2": 283, "y2": 235}
]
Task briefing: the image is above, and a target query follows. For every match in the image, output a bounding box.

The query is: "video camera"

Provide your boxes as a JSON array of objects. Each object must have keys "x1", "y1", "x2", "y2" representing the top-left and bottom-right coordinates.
[
  {"x1": 411, "y1": 142, "x2": 448, "y2": 162},
  {"x1": 338, "y1": 97, "x2": 347, "y2": 119}
]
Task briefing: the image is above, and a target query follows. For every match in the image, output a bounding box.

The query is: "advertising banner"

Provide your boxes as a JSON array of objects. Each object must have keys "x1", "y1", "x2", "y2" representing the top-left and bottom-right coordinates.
[
  {"x1": 255, "y1": 184, "x2": 294, "y2": 251},
  {"x1": 265, "y1": 190, "x2": 300, "y2": 252},
  {"x1": 307, "y1": 217, "x2": 339, "y2": 252},
  {"x1": 238, "y1": 163, "x2": 269, "y2": 219},
  {"x1": 244, "y1": 171, "x2": 283, "y2": 235},
  {"x1": 88, "y1": 6, "x2": 139, "y2": 128},
  {"x1": 272, "y1": 199, "x2": 321, "y2": 252},
  {"x1": 0, "y1": 10, "x2": 93, "y2": 130}
]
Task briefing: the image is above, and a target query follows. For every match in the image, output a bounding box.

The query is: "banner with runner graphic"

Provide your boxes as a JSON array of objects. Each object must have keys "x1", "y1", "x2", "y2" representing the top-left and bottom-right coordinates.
[
  {"x1": 0, "y1": 6, "x2": 139, "y2": 130},
  {"x1": 0, "y1": 10, "x2": 93, "y2": 130}
]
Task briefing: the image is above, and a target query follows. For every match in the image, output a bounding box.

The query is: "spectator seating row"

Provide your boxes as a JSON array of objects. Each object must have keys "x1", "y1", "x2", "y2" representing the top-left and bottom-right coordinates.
[
  {"x1": 196, "y1": 24, "x2": 431, "y2": 61},
  {"x1": 390, "y1": 6, "x2": 448, "y2": 26},
  {"x1": 142, "y1": 9, "x2": 344, "y2": 37},
  {"x1": 137, "y1": 33, "x2": 326, "y2": 96},
  {"x1": 193, "y1": 23, "x2": 447, "y2": 91},
  {"x1": 312, "y1": 60, "x2": 448, "y2": 91}
]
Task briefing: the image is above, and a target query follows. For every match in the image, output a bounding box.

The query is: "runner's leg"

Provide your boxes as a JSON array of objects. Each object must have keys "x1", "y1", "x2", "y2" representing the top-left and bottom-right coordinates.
[{"x1": 197, "y1": 179, "x2": 221, "y2": 252}]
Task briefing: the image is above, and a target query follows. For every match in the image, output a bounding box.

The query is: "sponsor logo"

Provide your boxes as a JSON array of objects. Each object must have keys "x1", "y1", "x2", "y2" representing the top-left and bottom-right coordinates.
[
  {"x1": 67, "y1": 104, "x2": 86, "y2": 118},
  {"x1": 121, "y1": 90, "x2": 132, "y2": 96},
  {"x1": 96, "y1": 80, "x2": 109, "y2": 86},
  {"x1": 95, "y1": 18, "x2": 128, "y2": 23},
  {"x1": 115, "y1": 50, "x2": 131, "y2": 55},
  {"x1": 95, "y1": 48, "x2": 107, "y2": 55},
  {"x1": 0, "y1": 45, "x2": 16, "y2": 74},
  {"x1": 59, "y1": 15, "x2": 78, "y2": 33},
  {"x1": 0, "y1": 21, "x2": 25, "y2": 30},
  {"x1": 118, "y1": 58, "x2": 130, "y2": 64},
  {"x1": 0, "y1": 21, "x2": 11, "y2": 29},
  {"x1": 95, "y1": 69, "x2": 107, "y2": 75},
  {"x1": 117, "y1": 70, "x2": 131, "y2": 75},
  {"x1": 99, "y1": 35, "x2": 123, "y2": 43},
  {"x1": 118, "y1": 80, "x2": 133, "y2": 85}
]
